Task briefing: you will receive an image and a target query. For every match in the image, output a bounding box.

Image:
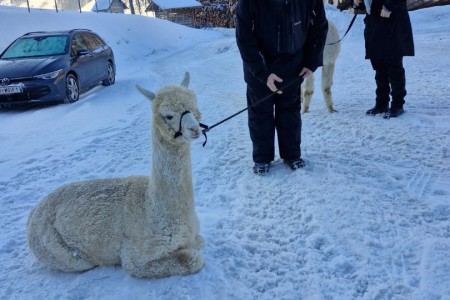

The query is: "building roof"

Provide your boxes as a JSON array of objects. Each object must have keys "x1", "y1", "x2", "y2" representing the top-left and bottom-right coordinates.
[
  {"x1": 151, "y1": 0, "x2": 202, "y2": 9},
  {"x1": 91, "y1": 0, "x2": 127, "y2": 11}
]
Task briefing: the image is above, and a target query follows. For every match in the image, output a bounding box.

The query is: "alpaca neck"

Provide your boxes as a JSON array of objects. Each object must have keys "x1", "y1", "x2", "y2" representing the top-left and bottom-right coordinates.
[{"x1": 149, "y1": 132, "x2": 195, "y2": 215}]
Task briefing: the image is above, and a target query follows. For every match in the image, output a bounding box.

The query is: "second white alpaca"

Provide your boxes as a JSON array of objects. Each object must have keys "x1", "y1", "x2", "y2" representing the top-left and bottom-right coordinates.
[
  {"x1": 302, "y1": 20, "x2": 341, "y2": 113},
  {"x1": 27, "y1": 72, "x2": 205, "y2": 278}
]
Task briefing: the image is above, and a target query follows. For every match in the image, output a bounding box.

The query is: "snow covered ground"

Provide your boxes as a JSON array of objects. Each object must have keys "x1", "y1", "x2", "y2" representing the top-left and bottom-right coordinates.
[{"x1": 0, "y1": 5, "x2": 449, "y2": 300}]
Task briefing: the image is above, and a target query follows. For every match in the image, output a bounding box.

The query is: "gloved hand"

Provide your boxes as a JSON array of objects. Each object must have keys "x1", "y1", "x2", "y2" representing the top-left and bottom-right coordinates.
[{"x1": 380, "y1": 6, "x2": 391, "y2": 18}]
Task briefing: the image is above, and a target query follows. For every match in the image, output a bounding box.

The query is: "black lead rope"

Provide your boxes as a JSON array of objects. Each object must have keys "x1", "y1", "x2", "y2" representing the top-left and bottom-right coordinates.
[
  {"x1": 179, "y1": 12, "x2": 359, "y2": 147},
  {"x1": 199, "y1": 123, "x2": 209, "y2": 147},
  {"x1": 326, "y1": 10, "x2": 358, "y2": 46},
  {"x1": 200, "y1": 75, "x2": 304, "y2": 147}
]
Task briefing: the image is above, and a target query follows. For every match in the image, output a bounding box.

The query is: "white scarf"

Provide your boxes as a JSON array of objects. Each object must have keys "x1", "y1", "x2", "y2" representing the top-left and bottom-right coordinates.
[{"x1": 364, "y1": 0, "x2": 372, "y2": 14}]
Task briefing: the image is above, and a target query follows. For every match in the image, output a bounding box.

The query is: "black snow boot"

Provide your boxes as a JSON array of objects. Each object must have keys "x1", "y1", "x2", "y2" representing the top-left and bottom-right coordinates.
[
  {"x1": 383, "y1": 108, "x2": 405, "y2": 119},
  {"x1": 284, "y1": 158, "x2": 305, "y2": 170},
  {"x1": 253, "y1": 162, "x2": 270, "y2": 175},
  {"x1": 366, "y1": 105, "x2": 389, "y2": 116}
]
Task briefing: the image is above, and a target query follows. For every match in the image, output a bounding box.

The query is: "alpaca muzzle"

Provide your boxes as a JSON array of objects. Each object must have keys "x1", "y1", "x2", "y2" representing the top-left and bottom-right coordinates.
[{"x1": 173, "y1": 111, "x2": 208, "y2": 146}]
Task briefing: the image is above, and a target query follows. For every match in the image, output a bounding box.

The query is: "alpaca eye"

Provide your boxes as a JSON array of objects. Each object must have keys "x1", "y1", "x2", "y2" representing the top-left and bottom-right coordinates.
[{"x1": 165, "y1": 115, "x2": 174, "y2": 121}]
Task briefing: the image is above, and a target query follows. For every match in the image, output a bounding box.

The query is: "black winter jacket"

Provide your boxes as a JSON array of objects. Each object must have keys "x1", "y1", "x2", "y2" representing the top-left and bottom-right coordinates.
[
  {"x1": 236, "y1": 0, "x2": 328, "y2": 87},
  {"x1": 360, "y1": 0, "x2": 414, "y2": 59}
]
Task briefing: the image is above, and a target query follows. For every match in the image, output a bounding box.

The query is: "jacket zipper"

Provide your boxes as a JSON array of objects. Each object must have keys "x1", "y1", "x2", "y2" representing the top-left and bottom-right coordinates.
[{"x1": 277, "y1": 24, "x2": 280, "y2": 52}]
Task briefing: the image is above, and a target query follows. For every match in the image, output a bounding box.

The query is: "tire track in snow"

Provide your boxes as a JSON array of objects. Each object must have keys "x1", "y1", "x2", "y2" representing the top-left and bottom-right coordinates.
[{"x1": 407, "y1": 166, "x2": 433, "y2": 200}]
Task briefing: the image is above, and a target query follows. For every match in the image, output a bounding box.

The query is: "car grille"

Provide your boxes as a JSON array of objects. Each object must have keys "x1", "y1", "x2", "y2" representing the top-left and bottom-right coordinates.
[{"x1": 7, "y1": 77, "x2": 33, "y2": 83}]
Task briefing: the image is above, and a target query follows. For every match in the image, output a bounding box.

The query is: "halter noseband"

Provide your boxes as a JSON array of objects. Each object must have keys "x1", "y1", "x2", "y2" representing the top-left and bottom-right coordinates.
[
  {"x1": 173, "y1": 110, "x2": 209, "y2": 147},
  {"x1": 173, "y1": 111, "x2": 190, "y2": 139}
]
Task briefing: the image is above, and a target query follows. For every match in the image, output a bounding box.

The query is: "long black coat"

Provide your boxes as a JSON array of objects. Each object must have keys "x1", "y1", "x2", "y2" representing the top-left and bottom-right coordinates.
[
  {"x1": 363, "y1": 0, "x2": 415, "y2": 59},
  {"x1": 236, "y1": 0, "x2": 328, "y2": 88}
]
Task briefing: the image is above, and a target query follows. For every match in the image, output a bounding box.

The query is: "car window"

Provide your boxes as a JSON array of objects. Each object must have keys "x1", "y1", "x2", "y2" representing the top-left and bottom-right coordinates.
[
  {"x1": 1, "y1": 35, "x2": 67, "y2": 59},
  {"x1": 71, "y1": 34, "x2": 88, "y2": 56},
  {"x1": 81, "y1": 33, "x2": 103, "y2": 50},
  {"x1": 91, "y1": 34, "x2": 106, "y2": 47}
]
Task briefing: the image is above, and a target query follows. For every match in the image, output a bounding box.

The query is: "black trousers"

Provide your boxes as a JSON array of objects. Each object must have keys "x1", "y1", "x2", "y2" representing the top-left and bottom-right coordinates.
[
  {"x1": 370, "y1": 57, "x2": 406, "y2": 110},
  {"x1": 246, "y1": 83, "x2": 301, "y2": 163}
]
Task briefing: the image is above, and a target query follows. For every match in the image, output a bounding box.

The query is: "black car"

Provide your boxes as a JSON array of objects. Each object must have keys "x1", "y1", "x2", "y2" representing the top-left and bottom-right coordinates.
[{"x1": 0, "y1": 29, "x2": 115, "y2": 106}]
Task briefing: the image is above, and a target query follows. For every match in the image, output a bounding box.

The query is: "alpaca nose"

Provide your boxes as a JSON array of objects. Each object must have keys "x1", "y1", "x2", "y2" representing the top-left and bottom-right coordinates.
[{"x1": 188, "y1": 125, "x2": 200, "y2": 137}]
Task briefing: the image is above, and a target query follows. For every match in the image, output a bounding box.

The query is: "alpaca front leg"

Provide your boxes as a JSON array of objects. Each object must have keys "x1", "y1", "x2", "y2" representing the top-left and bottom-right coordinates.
[
  {"x1": 195, "y1": 234, "x2": 205, "y2": 250},
  {"x1": 123, "y1": 248, "x2": 204, "y2": 278},
  {"x1": 321, "y1": 63, "x2": 337, "y2": 112},
  {"x1": 301, "y1": 74, "x2": 314, "y2": 113}
]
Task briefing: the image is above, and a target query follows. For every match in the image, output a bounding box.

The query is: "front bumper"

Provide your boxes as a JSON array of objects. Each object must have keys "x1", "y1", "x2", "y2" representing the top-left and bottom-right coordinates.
[{"x1": 0, "y1": 77, "x2": 65, "y2": 106}]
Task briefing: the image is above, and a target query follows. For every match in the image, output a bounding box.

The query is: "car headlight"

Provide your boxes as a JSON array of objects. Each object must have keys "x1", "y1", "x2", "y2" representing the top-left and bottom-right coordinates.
[{"x1": 34, "y1": 69, "x2": 63, "y2": 80}]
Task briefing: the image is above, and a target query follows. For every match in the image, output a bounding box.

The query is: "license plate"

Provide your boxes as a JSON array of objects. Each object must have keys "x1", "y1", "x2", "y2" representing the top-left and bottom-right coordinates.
[{"x1": 0, "y1": 85, "x2": 23, "y2": 95}]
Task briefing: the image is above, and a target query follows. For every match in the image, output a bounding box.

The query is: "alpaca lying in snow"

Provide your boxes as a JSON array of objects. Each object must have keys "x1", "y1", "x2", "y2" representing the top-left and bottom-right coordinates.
[
  {"x1": 302, "y1": 19, "x2": 341, "y2": 113},
  {"x1": 27, "y1": 72, "x2": 205, "y2": 278}
]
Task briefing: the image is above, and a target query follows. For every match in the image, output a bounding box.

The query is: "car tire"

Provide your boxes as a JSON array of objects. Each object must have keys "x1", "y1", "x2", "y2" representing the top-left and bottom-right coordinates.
[
  {"x1": 64, "y1": 74, "x2": 79, "y2": 103},
  {"x1": 102, "y1": 62, "x2": 115, "y2": 86}
]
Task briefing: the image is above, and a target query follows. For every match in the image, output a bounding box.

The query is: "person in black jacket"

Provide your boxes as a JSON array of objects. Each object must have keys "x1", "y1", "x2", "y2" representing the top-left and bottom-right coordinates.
[
  {"x1": 236, "y1": 0, "x2": 328, "y2": 174},
  {"x1": 354, "y1": 0, "x2": 414, "y2": 118}
]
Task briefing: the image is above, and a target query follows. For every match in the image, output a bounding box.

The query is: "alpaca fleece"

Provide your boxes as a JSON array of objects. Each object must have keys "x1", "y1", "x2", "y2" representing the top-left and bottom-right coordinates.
[{"x1": 27, "y1": 73, "x2": 204, "y2": 278}]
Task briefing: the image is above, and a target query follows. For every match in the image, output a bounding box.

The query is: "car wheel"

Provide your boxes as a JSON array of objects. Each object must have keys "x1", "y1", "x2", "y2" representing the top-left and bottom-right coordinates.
[
  {"x1": 65, "y1": 74, "x2": 79, "y2": 103},
  {"x1": 102, "y1": 62, "x2": 115, "y2": 86}
]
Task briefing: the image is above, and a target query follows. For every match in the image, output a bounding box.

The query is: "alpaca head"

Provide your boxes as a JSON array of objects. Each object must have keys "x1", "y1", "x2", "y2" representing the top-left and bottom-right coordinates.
[{"x1": 136, "y1": 72, "x2": 202, "y2": 144}]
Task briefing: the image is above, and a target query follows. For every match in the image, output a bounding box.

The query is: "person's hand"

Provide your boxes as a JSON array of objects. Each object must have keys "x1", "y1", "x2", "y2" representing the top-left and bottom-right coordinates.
[
  {"x1": 267, "y1": 73, "x2": 283, "y2": 94},
  {"x1": 300, "y1": 67, "x2": 313, "y2": 79},
  {"x1": 380, "y1": 6, "x2": 391, "y2": 18},
  {"x1": 353, "y1": 0, "x2": 362, "y2": 8}
]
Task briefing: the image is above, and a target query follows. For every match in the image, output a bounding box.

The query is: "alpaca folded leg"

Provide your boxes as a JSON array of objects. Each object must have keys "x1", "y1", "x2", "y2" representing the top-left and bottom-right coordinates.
[
  {"x1": 27, "y1": 209, "x2": 96, "y2": 272},
  {"x1": 123, "y1": 248, "x2": 204, "y2": 278},
  {"x1": 301, "y1": 73, "x2": 314, "y2": 113},
  {"x1": 321, "y1": 63, "x2": 337, "y2": 112}
]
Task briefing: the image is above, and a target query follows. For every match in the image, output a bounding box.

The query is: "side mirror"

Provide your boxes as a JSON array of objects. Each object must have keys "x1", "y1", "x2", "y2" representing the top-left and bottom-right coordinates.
[{"x1": 76, "y1": 49, "x2": 89, "y2": 56}]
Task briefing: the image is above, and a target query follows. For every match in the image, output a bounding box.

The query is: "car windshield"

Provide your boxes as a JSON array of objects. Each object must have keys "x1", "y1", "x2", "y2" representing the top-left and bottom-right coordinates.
[{"x1": 1, "y1": 35, "x2": 68, "y2": 59}]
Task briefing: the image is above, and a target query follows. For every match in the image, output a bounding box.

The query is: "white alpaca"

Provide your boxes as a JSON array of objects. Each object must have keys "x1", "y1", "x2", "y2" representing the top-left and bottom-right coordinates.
[
  {"x1": 302, "y1": 19, "x2": 341, "y2": 113},
  {"x1": 27, "y1": 72, "x2": 205, "y2": 278}
]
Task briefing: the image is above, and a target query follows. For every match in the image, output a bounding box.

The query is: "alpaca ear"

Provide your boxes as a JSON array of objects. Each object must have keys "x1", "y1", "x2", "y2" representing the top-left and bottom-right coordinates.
[
  {"x1": 181, "y1": 72, "x2": 190, "y2": 88},
  {"x1": 136, "y1": 84, "x2": 155, "y2": 101}
]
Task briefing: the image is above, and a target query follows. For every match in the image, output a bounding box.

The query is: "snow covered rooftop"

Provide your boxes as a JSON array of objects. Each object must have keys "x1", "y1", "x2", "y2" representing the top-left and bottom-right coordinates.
[
  {"x1": 152, "y1": 0, "x2": 202, "y2": 9},
  {"x1": 91, "y1": 0, "x2": 126, "y2": 11}
]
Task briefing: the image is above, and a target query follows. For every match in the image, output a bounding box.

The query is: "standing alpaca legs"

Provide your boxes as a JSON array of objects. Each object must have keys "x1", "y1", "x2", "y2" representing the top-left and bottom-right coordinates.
[
  {"x1": 301, "y1": 19, "x2": 340, "y2": 113},
  {"x1": 321, "y1": 63, "x2": 337, "y2": 112},
  {"x1": 301, "y1": 63, "x2": 337, "y2": 113},
  {"x1": 301, "y1": 73, "x2": 314, "y2": 113}
]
